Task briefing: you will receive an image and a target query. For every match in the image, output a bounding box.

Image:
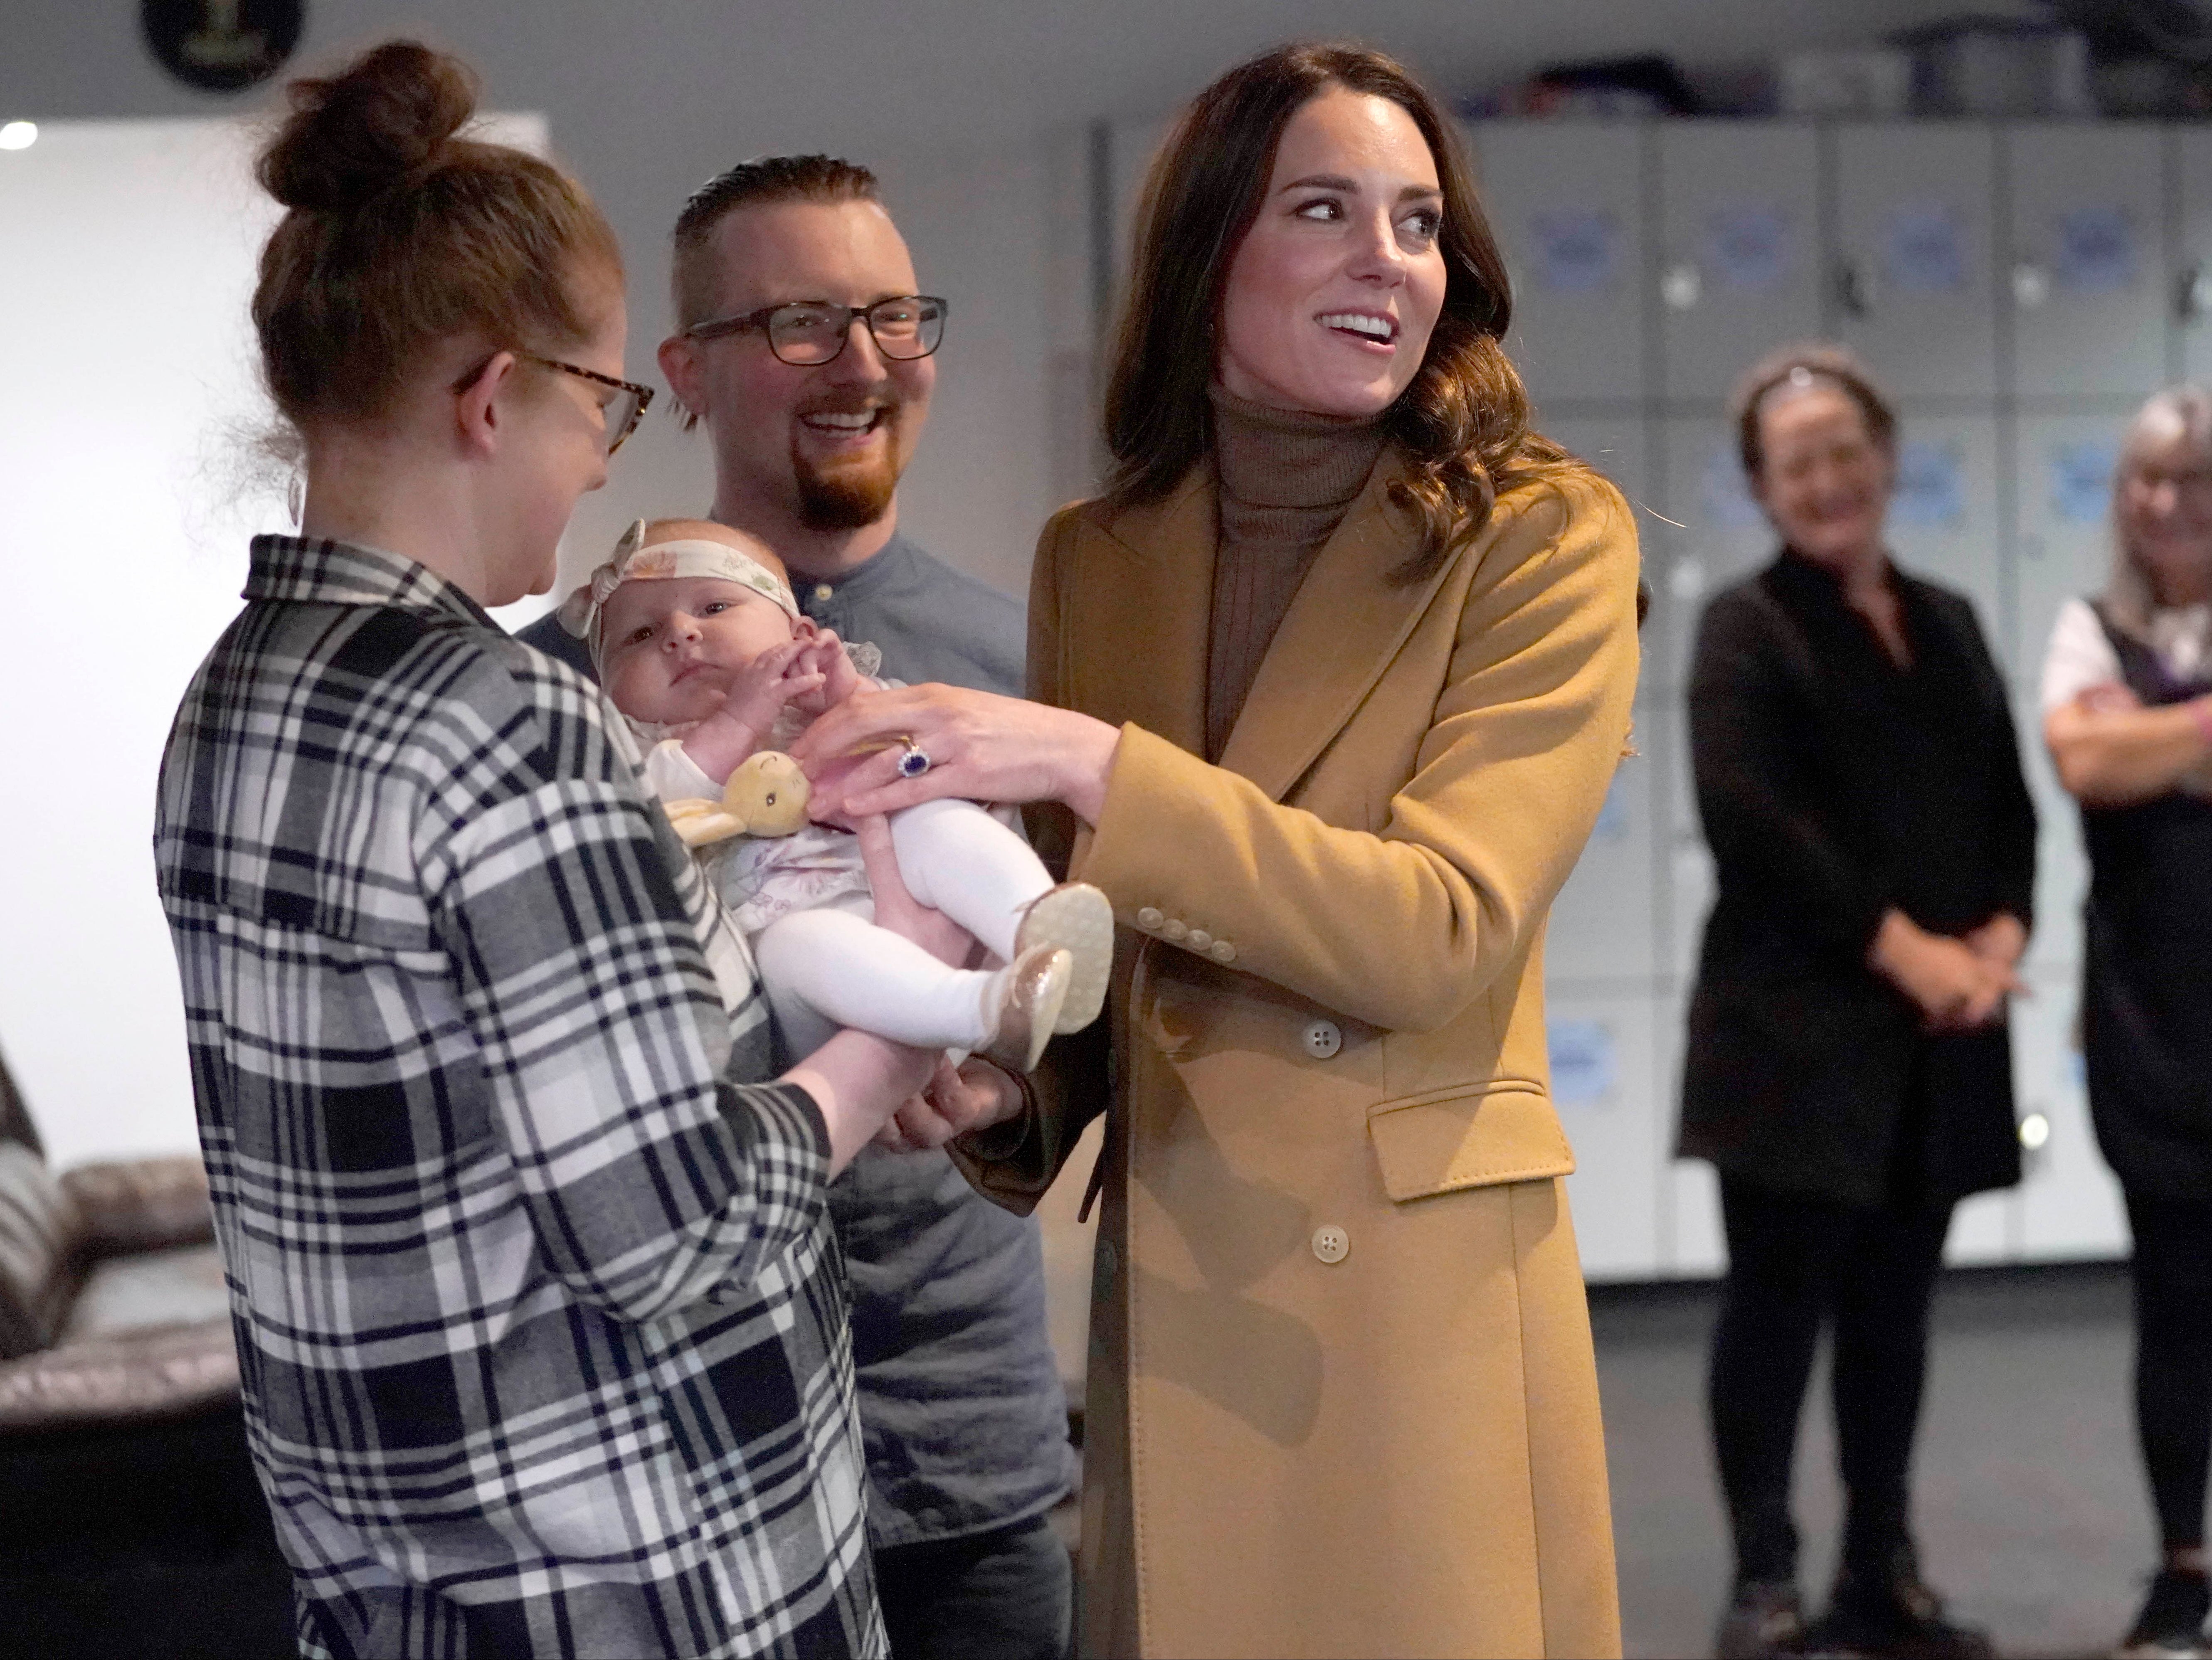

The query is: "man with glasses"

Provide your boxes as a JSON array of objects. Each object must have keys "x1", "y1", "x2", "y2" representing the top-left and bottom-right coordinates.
[{"x1": 520, "y1": 157, "x2": 1068, "y2": 1660}]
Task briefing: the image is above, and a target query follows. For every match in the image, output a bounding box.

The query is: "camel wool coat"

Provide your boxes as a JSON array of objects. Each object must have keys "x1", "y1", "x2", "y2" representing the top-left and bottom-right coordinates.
[{"x1": 958, "y1": 454, "x2": 1639, "y2": 1659}]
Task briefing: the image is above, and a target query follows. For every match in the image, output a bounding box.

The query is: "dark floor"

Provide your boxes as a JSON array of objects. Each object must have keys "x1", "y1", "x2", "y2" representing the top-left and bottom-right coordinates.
[{"x1": 1594, "y1": 1263, "x2": 2151, "y2": 1660}]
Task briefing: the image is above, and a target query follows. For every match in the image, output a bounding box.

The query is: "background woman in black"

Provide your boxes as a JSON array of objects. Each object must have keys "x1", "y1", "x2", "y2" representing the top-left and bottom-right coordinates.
[
  {"x1": 2041, "y1": 386, "x2": 2212, "y2": 1659},
  {"x1": 1679, "y1": 346, "x2": 2035, "y2": 1660}
]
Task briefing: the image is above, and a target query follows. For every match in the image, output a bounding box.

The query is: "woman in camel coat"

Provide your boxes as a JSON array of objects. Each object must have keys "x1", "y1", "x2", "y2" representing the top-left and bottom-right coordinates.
[{"x1": 797, "y1": 41, "x2": 1640, "y2": 1659}]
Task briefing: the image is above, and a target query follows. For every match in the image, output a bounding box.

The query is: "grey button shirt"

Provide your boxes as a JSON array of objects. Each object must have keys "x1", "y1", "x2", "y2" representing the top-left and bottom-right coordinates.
[{"x1": 518, "y1": 531, "x2": 1074, "y2": 1549}]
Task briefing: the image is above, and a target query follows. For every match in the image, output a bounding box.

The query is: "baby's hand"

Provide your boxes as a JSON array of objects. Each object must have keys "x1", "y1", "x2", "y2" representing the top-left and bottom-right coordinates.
[
  {"x1": 684, "y1": 639, "x2": 823, "y2": 783},
  {"x1": 791, "y1": 628, "x2": 863, "y2": 715}
]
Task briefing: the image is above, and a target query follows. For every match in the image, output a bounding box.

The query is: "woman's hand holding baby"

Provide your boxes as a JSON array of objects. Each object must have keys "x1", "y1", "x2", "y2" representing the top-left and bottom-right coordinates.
[
  {"x1": 874, "y1": 1056, "x2": 1027, "y2": 1152},
  {"x1": 685, "y1": 638, "x2": 824, "y2": 784}
]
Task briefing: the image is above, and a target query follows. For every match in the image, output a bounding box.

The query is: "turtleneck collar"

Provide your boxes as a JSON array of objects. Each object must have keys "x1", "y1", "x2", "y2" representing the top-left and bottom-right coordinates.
[{"x1": 1208, "y1": 384, "x2": 1386, "y2": 511}]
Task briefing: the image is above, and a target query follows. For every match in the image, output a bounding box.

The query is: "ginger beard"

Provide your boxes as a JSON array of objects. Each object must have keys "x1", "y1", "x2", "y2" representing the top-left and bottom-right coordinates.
[{"x1": 792, "y1": 398, "x2": 903, "y2": 530}]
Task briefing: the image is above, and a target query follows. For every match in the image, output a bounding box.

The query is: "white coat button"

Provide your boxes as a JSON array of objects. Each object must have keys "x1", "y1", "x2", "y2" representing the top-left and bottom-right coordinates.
[
  {"x1": 1208, "y1": 938, "x2": 1236, "y2": 964},
  {"x1": 1302, "y1": 1020, "x2": 1342, "y2": 1059},
  {"x1": 1186, "y1": 929, "x2": 1213, "y2": 952},
  {"x1": 1136, "y1": 906, "x2": 1164, "y2": 931},
  {"x1": 1161, "y1": 919, "x2": 1188, "y2": 941},
  {"x1": 1312, "y1": 1224, "x2": 1350, "y2": 1265}
]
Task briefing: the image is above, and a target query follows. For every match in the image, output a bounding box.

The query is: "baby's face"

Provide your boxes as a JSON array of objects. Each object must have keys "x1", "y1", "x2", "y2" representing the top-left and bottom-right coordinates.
[{"x1": 599, "y1": 576, "x2": 797, "y2": 726}]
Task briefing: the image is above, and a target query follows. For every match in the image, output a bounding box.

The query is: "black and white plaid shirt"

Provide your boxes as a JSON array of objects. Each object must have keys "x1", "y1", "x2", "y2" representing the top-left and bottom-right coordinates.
[{"x1": 154, "y1": 537, "x2": 885, "y2": 1658}]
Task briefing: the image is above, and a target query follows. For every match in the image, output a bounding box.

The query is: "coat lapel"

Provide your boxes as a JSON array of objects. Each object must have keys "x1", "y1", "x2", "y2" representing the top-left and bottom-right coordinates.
[
  {"x1": 1218, "y1": 455, "x2": 1461, "y2": 802},
  {"x1": 1075, "y1": 469, "x2": 1216, "y2": 757}
]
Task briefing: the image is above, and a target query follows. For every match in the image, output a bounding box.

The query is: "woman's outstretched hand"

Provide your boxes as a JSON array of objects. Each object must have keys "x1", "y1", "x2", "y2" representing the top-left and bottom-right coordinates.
[{"x1": 789, "y1": 684, "x2": 1122, "y2": 825}]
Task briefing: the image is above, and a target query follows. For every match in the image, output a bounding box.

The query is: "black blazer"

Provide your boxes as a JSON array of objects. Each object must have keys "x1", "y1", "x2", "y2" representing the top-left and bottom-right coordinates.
[{"x1": 1675, "y1": 553, "x2": 2035, "y2": 1208}]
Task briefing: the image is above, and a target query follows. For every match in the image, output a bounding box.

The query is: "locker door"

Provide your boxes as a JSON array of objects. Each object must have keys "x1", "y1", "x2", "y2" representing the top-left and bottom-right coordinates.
[
  {"x1": 1465, "y1": 121, "x2": 1649, "y2": 408},
  {"x1": 2014, "y1": 964, "x2": 2128, "y2": 1261},
  {"x1": 1546, "y1": 993, "x2": 1662, "y2": 1280},
  {"x1": 1656, "y1": 123, "x2": 1822, "y2": 406},
  {"x1": 1884, "y1": 414, "x2": 2003, "y2": 663},
  {"x1": 2176, "y1": 129, "x2": 2212, "y2": 384},
  {"x1": 1650, "y1": 695, "x2": 1715, "y2": 990},
  {"x1": 1542, "y1": 418, "x2": 1657, "y2": 984},
  {"x1": 2005, "y1": 125, "x2": 2169, "y2": 400},
  {"x1": 1833, "y1": 124, "x2": 1999, "y2": 400},
  {"x1": 1662, "y1": 987, "x2": 1727, "y2": 1279},
  {"x1": 2014, "y1": 412, "x2": 2123, "y2": 691},
  {"x1": 1655, "y1": 414, "x2": 1775, "y2": 694}
]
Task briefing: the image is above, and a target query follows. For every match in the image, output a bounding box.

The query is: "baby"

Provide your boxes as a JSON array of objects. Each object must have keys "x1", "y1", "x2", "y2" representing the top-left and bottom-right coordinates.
[{"x1": 559, "y1": 518, "x2": 1111, "y2": 1073}]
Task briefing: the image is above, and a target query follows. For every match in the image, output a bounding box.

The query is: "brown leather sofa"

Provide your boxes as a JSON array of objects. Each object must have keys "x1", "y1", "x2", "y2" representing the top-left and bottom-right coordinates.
[{"x1": 0, "y1": 1051, "x2": 291, "y2": 1659}]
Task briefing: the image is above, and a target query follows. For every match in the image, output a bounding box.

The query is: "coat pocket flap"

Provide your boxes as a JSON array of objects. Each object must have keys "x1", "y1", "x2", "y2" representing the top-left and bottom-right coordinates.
[{"x1": 1367, "y1": 1085, "x2": 1575, "y2": 1203}]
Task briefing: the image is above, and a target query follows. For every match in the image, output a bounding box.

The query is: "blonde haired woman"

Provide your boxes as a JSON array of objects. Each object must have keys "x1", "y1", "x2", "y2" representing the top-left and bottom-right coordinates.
[{"x1": 2042, "y1": 386, "x2": 2212, "y2": 1659}]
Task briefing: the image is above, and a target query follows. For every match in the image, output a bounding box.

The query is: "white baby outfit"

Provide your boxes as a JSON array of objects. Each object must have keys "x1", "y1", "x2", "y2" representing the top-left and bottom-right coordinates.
[
  {"x1": 564, "y1": 520, "x2": 1060, "y2": 1058},
  {"x1": 640, "y1": 717, "x2": 1055, "y2": 1059}
]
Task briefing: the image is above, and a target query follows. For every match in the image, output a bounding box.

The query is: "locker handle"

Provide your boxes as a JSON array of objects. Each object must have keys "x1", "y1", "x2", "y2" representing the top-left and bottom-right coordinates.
[
  {"x1": 1661, "y1": 263, "x2": 1702, "y2": 310},
  {"x1": 2012, "y1": 263, "x2": 2052, "y2": 310},
  {"x1": 1835, "y1": 257, "x2": 1874, "y2": 319},
  {"x1": 2180, "y1": 264, "x2": 2212, "y2": 322}
]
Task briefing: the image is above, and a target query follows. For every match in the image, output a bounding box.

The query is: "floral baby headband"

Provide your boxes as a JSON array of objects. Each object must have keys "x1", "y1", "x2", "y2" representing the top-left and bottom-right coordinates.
[{"x1": 557, "y1": 518, "x2": 800, "y2": 656}]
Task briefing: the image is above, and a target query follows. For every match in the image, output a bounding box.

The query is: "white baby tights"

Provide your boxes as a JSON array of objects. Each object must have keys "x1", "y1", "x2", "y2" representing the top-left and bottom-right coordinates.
[{"x1": 752, "y1": 798, "x2": 1053, "y2": 1057}]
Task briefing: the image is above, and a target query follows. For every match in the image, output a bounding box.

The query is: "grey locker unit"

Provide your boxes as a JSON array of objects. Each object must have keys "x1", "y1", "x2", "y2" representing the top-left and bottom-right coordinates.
[
  {"x1": 1885, "y1": 413, "x2": 2004, "y2": 658},
  {"x1": 1542, "y1": 417, "x2": 1659, "y2": 985},
  {"x1": 2015, "y1": 414, "x2": 2125, "y2": 677},
  {"x1": 1545, "y1": 724, "x2": 1657, "y2": 983},
  {"x1": 2013, "y1": 963, "x2": 2130, "y2": 1259},
  {"x1": 1541, "y1": 411, "x2": 1651, "y2": 506},
  {"x1": 2022, "y1": 690, "x2": 2092, "y2": 974},
  {"x1": 1833, "y1": 124, "x2": 2000, "y2": 401},
  {"x1": 1547, "y1": 992, "x2": 1665, "y2": 1280},
  {"x1": 1655, "y1": 123, "x2": 1823, "y2": 406},
  {"x1": 1654, "y1": 414, "x2": 1773, "y2": 695},
  {"x1": 2006, "y1": 125, "x2": 2169, "y2": 401},
  {"x1": 1464, "y1": 121, "x2": 1650, "y2": 409},
  {"x1": 2177, "y1": 127, "x2": 2212, "y2": 385}
]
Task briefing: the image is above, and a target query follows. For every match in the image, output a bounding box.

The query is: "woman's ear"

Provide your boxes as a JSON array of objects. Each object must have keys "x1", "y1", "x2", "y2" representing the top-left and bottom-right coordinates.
[{"x1": 454, "y1": 350, "x2": 520, "y2": 457}]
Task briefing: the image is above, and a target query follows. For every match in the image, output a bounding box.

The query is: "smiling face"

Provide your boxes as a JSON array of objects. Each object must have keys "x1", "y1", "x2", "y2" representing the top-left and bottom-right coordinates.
[
  {"x1": 1749, "y1": 382, "x2": 1895, "y2": 575},
  {"x1": 599, "y1": 574, "x2": 798, "y2": 727},
  {"x1": 660, "y1": 199, "x2": 933, "y2": 545},
  {"x1": 1215, "y1": 87, "x2": 1448, "y2": 418},
  {"x1": 2119, "y1": 420, "x2": 2212, "y2": 608}
]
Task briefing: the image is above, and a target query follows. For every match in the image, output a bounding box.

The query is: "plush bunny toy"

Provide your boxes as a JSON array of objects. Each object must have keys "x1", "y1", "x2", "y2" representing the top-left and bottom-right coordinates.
[{"x1": 663, "y1": 751, "x2": 811, "y2": 847}]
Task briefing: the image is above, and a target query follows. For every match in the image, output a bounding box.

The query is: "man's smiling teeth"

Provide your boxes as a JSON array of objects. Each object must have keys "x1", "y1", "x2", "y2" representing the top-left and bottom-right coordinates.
[
  {"x1": 1319, "y1": 312, "x2": 1394, "y2": 340},
  {"x1": 804, "y1": 410, "x2": 878, "y2": 431}
]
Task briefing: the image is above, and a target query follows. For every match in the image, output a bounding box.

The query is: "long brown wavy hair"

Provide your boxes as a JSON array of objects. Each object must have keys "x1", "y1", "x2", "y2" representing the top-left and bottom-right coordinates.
[{"x1": 1103, "y1": 41, "x2": 1581, "y2": 584}]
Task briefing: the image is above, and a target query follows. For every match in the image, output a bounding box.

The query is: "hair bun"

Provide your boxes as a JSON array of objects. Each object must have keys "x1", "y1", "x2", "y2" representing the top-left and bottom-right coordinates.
[{"x1": 258, "y1": 40, "x2": 477, "y2": 213}]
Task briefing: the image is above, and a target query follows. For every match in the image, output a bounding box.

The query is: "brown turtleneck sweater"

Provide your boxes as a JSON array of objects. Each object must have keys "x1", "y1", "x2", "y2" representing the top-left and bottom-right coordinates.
[{"x1": 1205, "y1": 385, "x2": 1387, "y2": 761}]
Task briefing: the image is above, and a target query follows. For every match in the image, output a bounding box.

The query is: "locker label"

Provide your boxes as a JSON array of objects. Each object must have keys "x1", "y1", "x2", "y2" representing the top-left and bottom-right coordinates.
[
  {"x1": 1704, "y1": 204, "x2": 1792, "y2": 295},
  {"x1": 1891, "y1": 440, "x2": 1965, "y2": 528},
  {"x1": 1881, "y1": 203, "x2": 1967, "y2": 295},
  {"x1": 2050, "y1": 442, "x2": 2117, "y2": 523},
  {"x1": 2053, "y1": 206, "x2": 2137, "y2": 295},
  {"x1": 1548, "y1": 1020, "x2": 1618, "y2": 1108},
  {"x1": 1527, "y1": 208, "x2": 1618, "y2": 294}
]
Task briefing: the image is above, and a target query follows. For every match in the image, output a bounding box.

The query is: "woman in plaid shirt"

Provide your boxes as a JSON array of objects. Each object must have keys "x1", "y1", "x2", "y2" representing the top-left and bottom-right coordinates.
[{"x1": 153, "y1": 41, "x2": 943, "y2": 1658}]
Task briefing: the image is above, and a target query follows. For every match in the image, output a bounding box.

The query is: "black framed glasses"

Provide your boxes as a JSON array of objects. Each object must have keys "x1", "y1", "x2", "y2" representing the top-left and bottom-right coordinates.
[
  {"x1": 453, "y1": 352, "x2": 656, "y2": 456},
  {"x1": 681, "y1": 295, "x2": 947, "y2": 366}
]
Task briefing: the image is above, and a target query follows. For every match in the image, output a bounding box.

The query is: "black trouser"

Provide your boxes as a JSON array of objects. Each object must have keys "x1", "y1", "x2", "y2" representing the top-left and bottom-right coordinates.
[
  {"x1": 874, "y1": 1514, "x2": 1071, "y2": 1660},
  {"x1": 1708, "y1": 1175, "x2": 1953, "y2": 1586},
  {"x1": 2126, "y1": 1191, "x2": 2212, "y2": 1554}
]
